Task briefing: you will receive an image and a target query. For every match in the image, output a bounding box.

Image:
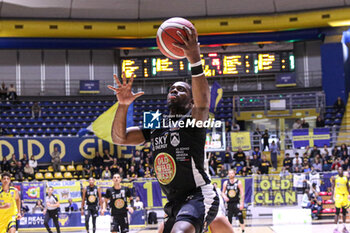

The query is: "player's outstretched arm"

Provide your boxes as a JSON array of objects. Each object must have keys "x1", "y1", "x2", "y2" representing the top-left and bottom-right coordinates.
[
  {"x1": 108, "y1": 73, "x2": 145, "y2": 145},
  {"x1": 173, "y1": 27, "x2": 210, "y2": 122}
]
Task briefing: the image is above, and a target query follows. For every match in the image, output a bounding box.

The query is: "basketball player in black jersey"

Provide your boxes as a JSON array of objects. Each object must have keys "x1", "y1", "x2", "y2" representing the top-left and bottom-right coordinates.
[
  {"x1": 81, "y1": 177, "x2": 102, "y2": 233},
  {"x1": 101, "y1": 173, "x2": 133, "y2": 233},
  {"x1": 222, "y1": 169, "x2": 245, "y2": 232},
  {"x1": 108, "y1": 26, "x2": 219, "y2": 233}
]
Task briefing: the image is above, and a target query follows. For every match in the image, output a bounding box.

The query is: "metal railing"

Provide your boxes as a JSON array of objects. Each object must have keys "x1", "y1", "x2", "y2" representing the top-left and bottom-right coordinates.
[{"x1": 234, "y1": 90, "x2": 325, "y2": 116}]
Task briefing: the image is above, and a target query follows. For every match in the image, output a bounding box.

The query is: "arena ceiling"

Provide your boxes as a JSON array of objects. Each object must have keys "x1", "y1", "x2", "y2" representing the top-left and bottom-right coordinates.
[{"x1": 0, "y1": 0, "x2": 349, "y2": 20}]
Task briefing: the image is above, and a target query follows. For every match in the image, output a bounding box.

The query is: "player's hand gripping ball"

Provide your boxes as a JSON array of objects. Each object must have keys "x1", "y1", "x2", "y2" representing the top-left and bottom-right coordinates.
[{"x1": 156, "y1": 17, "x2": 195, "y2": 60}]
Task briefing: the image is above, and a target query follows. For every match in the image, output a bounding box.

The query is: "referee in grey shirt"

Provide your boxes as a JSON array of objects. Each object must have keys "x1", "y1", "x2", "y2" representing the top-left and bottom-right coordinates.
[{"x1": 43, "y1": 186, "x2": 61, "y2": 233}]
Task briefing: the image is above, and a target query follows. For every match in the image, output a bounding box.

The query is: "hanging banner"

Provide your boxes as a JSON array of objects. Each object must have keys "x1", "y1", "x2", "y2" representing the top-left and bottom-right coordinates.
[
  {"x1": 22, "y1": 182, "x2": 46, "y2": 203},
  {"x1": 47, "y1": 180, "x2": 82, "y2": 203},
  {"x1": 254, "y1": 174, "x2": 297, "y2": 206},
  {"x1": 230, "y1": 132, "x2": 251, "y2": 151},
  {"x1": 133, "y1": 180, "x2": 166, "y2": 208},
  {"x1": 292, "y1": 128, "x2": 330, "y2": 148}
]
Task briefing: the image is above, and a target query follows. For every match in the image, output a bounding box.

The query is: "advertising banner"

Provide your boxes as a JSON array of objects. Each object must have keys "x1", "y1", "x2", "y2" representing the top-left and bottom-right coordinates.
[{"x1": 254, "y1": 174, "x2": 297, "y2": 206}]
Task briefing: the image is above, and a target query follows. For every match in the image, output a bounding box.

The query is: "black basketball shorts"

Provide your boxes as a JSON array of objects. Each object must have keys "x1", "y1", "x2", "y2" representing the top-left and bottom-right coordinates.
[{"x1": 163, "y1": 184, "x2": 219, "y2": 233}]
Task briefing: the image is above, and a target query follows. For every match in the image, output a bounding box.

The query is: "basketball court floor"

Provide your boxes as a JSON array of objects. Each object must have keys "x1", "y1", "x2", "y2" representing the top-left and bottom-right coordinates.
[{"x1": 18, "y1": 219, "x2": 340, "y2": 233}]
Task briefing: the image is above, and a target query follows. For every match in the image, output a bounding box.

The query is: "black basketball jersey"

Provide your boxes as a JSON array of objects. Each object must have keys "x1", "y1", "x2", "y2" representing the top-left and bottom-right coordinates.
[
  {"x1": 226, "y1": 179, "x2": 240, "y2": 203},
  {"x1": 105, "y1": 186, "x2": 131, "y2": 215},
  {"x1": 85, "y1": 186, "x2": 98, "y2": 206},
  {"x1": 142, "y1": 112, "x2": 211, "y2": 201}
]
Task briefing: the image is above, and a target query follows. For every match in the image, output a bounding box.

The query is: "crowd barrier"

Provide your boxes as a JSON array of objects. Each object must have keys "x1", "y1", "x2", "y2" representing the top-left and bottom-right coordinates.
[{"x1": 19, "y1": 210, "x2": 146, "y2": 230}]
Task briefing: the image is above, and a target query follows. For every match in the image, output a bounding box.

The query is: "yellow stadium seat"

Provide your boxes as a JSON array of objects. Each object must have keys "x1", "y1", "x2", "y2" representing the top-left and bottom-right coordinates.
[
  {"x1": 66, "y1": 165, "x2": 75, "y2": 172},
  {"x1": 64, "y1": 172, "x2": 73, "y2": 179},
  {"x1": 76, "y1": 165, "x2": 83, "y2": 171},
  {"x1": 44, "y1": 172, "x2": 54, "y2": 179},
  {"x1": 35, "y1": 173, "x2": 44, "y2": 180},
  {"x1": 48, "y1": 166, "x2": 54, "y2": 172},
  {"x1": 54, "y1": 172, "x2": 63, "y2": 179},
  {"x1": 60, "y1": 165, "x2": 66, "y2": 172}
]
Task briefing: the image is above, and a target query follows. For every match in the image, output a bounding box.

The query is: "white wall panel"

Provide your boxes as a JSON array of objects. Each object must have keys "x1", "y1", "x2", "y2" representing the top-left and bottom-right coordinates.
[
  {"x1": 92, "y1": 50, "x2": 114, "y2": 95},
  {"x1": 19, "y1": 50, "x2": 41, "y2": 96},
  {"x1": 274, "y1": 0, "x2": 344, "y2": 12},
  {"x1": 68, "y1": 50, "x2": 90, "y2": 95},
  {"x1": 139, "y1": 0, "x2": 206, "y2": 19},
  {"x1": 0, "y1": 50, "x2": 16, "y2": 84},
  {"x1": 71, "y1": 0, "x2": 139, "y2": 19},
  {"x1": 1, "y1": 0, "x2": 71, "y2": 18},
  {"x1": 44, "y1": 50, "x2": 66, "y2": 96},
  {"x1": 207, "y1": 0, "x2": 275, "y2": 16}
]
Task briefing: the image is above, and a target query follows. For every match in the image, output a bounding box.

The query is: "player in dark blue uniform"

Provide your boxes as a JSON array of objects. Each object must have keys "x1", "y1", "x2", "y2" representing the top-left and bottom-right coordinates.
[
  {"x1": 81, "y1": 177, "x2": 102, "y2": 233},
  {"x1": 108, "y1": 26, "x2": 219, "y2": 233},
  {"x1": 102, "y1": 173, "x2": 133, "y2": 233}
]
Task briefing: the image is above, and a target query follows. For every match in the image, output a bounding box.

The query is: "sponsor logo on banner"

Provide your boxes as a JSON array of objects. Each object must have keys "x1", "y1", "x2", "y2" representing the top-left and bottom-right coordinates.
[
  {"x1": 254, "y1": 174, "x2": 297, "y2": 206},
  {"x1": 27, "y1": 187, "x2": 40, "y2": 198},
  {"x1": 170, "y1": 132, "x2": 180, "y2": 147},
  {"x1": 58, "y1": 214, "x2": 69, "y2": 226},
  {"x1": 154, "y1": 153, "x2": 176, "y2": 185}
]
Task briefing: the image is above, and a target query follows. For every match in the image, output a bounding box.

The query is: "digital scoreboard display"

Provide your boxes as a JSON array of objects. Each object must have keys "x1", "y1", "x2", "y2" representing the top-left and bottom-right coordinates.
[{"x1": 121, "y1": 51, "x2": 294, "y2": 78}]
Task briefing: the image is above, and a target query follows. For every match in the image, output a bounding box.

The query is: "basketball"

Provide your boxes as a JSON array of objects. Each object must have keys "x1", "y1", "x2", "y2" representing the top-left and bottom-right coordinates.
[{"x1": 156, "y1": 17, "x2": 195, "y2": 60}]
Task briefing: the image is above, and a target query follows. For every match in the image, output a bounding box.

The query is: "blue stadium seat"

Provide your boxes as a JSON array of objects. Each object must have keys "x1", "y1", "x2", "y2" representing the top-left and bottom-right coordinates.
[
  {"x1": 334, "y1": 118, "x2": 341, "y2": 125},
  {"x1": 53, "y1": 128, "x2": 60, "y2": 134},
  {"x1": 324, "y1": 119, "x2": 333, "y2": 125},
  {"x1": 37, "y1": 128, "x2": 44, "y2": 134},
  {"x1": 62, "y1": 128, "x2": 69, "y2": 134},
  {"x1": 335, "y1": 112, "x2": 343, "y2": 119},
  {"x1": 325, "y1": 113, "x2": 333, "y2": 119},
  {"x1": 45, "y1": 128, "x2": 52, "y2": 134}
]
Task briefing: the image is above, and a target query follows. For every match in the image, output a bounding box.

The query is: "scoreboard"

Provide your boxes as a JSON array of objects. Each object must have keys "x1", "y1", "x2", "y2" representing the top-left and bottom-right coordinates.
[{"x1": 121, "y1": 51, "x2": 295, "y2": 78}]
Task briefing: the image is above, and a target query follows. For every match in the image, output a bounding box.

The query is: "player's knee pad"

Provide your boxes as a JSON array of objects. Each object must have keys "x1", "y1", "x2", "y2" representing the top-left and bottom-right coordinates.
[
  {"x1": 336, "y1": 208, "x2": 341, "y2": 215},
  {"x1": 342, "y1": 207, "x2": 347, "y2": 216}
]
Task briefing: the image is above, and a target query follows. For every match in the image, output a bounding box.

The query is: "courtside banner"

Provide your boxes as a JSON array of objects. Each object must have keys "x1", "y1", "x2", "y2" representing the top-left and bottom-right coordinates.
[
  {"x1": 47, "y1": 180, "x2": 82, "y2": 203},
  {"x1": 254, "y1": 174, "x2": 297, "y2": 206},
  {"x1": 0, "y1": 137, "x2": 134, "y2": 162},
  {"x1": 230, "y1": 132, "x2": 251, "y2": 151},
  {"x1": 19, "y1": 212, "x2": 84, "y2": 228},
  {"x1": 22, "y1": 182, "x2": 45, "y2": 203},
  {"x1": 292, "y1": 128, "x2": 330, "y2": 148},
  {"x1": 133, "y1": 180, "x2": 166, "y2": 208}
]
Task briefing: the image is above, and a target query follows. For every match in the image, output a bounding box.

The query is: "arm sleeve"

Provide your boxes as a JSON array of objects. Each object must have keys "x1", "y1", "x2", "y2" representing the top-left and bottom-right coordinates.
[
  {"x1": 141, "y1": 128, "x2": 151, "y2": 141},
  {"x1": 105, "y1": 188, "x2": 111, "y2": 199},
  {"x1": 126, "y1": 188, "x2": 132, "y2": 198}
]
